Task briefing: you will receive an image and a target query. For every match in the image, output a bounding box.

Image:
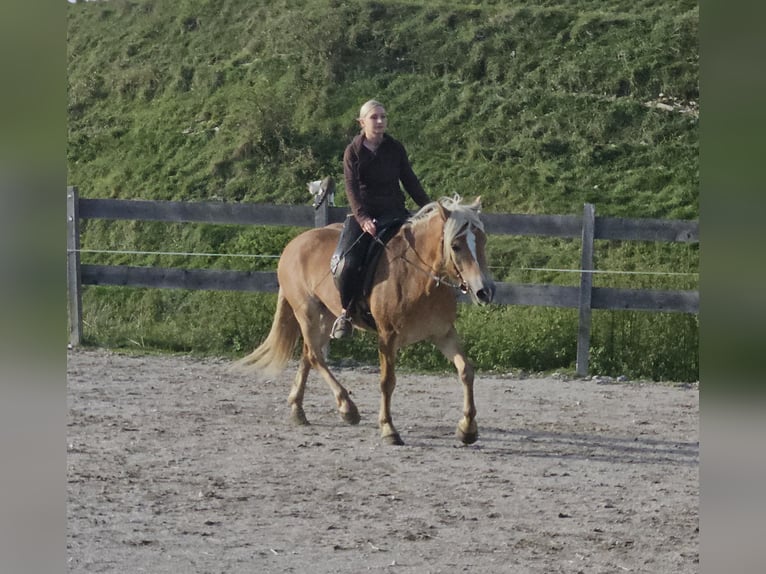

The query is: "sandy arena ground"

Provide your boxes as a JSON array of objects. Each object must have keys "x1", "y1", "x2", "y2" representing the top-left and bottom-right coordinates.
[{"x1": 67, "y1": 348, "x2": 698, "y2": 573}]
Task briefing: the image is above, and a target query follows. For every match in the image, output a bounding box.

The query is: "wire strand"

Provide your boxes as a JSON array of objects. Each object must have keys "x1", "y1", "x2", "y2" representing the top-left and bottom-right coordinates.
[
  {"x1": 69, "y1": 249, "x2": 698, "y2": 277},
  {"x1": 71, "y1": 248, "x2": 279, "y2": 259},
  {"x1": 514, "y1": 266, "x2": 698, "y2": 277}
]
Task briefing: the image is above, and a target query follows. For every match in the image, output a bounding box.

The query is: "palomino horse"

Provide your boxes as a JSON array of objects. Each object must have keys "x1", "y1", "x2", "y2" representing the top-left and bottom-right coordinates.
[{"x1": 237, "y1": 196, "x2": 495, "y2": 445}]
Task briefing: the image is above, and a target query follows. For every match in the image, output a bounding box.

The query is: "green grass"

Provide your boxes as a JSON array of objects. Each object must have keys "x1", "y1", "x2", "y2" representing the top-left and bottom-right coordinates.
[{"x1": 68, "y1": 0, "x2": 698, "y2": 381}]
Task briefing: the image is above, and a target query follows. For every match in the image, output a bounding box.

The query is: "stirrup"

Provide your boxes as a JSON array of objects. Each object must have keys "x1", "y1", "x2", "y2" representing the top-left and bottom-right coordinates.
[{"x1": 331, "y1": 313, "x2": 353, "y2": 339}]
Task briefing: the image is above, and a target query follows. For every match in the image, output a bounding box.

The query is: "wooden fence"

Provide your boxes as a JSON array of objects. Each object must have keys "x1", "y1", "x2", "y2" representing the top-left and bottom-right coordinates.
[{"x1": 66, "y1": 184, "x2": 698, "y2": 376}]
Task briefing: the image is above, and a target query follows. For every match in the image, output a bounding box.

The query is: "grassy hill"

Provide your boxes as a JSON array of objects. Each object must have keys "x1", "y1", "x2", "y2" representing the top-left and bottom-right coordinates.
[{"x1": 67, "y1": 0, "x2": 699, "y2": 380}]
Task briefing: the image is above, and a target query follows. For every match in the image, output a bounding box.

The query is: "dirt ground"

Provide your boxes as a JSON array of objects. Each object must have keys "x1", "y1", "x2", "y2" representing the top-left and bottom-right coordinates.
[{"x1": 67, "y1": 348, "x2": 698, "y2": 573}]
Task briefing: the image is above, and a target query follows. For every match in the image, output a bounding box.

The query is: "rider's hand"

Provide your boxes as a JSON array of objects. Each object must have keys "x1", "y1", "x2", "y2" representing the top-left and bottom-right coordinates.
[{"x1": 362, "y1": 219, "x2": 377, "y2": 236}]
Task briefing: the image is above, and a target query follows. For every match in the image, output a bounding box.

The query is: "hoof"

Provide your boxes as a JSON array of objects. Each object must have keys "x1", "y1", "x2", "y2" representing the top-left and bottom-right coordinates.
[
  {"x1": 340, "y1": 402, "x2": 361, "y2": 425},
  {"x1": 381, "y1": 432, "x2": 404, "y2": 446},
  {"x1": 341, "y1": 409, "x2": 361, "y2": 425},
  {"x1": 290, "y1": 408, "x2": 310, "y2": 426},
  {"x1": 456, "y1": 427, "x2": 479, "y2": 445}
]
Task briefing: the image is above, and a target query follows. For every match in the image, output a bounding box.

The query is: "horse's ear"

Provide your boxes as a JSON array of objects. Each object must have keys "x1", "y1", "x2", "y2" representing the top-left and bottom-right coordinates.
[
  {"x1": 470, "y1": 196, "x2": 482, "y2": 211},
  {"x1": 437, "y1": 201, "x2": 451, "y2": 221}
]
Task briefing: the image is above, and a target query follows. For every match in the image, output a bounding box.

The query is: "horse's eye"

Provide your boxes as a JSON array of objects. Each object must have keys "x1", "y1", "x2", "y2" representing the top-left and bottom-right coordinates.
[{"x1": 451, "y1": 242, "x2": 461, "y2": 252}]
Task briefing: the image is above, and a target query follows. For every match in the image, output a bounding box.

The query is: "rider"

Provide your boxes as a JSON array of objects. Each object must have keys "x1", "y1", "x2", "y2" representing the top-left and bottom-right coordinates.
[{"x1": 330, "y1": 99, "x2": 431, "y2": 339}]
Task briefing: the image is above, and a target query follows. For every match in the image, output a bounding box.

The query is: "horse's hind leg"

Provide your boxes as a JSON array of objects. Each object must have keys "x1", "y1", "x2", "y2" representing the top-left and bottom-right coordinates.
[
  {"x1": 432, "y1": 327, "x2": 478, "y2": 445},
  {"x1": 295, "y1": 302, "x2": 360, "y2": 425},
  {"x1": 312, "y1": 359, "x2": 361, "y2": 425},
  {"x1": 287, "y1": 347, "x2": 312, "y2": 425}
]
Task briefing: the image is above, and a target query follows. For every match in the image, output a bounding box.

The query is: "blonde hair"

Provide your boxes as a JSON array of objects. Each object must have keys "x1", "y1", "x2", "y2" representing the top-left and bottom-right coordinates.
[{"x1": 358, "y1": 99, "x2": 385, "y2": 120}]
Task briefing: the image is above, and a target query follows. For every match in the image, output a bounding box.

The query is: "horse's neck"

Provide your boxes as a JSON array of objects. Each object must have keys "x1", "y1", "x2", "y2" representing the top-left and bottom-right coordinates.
[{"x1": 396, "y1": 216, "x2": 445, "y2": 278}]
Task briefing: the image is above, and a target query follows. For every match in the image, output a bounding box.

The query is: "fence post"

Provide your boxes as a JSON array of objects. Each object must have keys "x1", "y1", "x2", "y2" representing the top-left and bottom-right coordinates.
[
  {"x1": 67, "y1": 186, "x2": 83, "y2": 347},
  {"x1": 314, "y1": 195, "x2": 329, "y2": 228},
  {"x1": 576, "y1": 203, "x2": 595, "y2": 377}
]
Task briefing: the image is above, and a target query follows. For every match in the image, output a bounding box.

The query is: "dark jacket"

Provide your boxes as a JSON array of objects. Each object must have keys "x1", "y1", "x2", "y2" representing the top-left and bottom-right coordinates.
[{"x1": 343, "y1": 133, "x2": 430, "y2": 227}]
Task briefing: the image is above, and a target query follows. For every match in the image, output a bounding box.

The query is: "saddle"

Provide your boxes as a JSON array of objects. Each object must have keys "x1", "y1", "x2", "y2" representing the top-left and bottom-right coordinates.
[{"x1": 330, "y1": 217, "x2": 406, "y2": 331}]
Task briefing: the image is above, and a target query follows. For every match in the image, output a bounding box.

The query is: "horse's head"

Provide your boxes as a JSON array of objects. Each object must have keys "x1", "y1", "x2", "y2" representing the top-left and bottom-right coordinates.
[{"x1": 437, "y1": 196, "x2": 496, "y2": 305}]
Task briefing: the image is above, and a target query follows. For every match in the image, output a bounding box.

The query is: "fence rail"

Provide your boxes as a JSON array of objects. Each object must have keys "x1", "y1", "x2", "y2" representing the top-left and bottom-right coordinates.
[{"x1": 66, "y1": 185, "x2": 699, "y2": 376}]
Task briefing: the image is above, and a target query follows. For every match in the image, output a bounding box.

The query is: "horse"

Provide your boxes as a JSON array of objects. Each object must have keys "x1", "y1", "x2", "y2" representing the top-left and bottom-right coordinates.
[{"x1": 236, "y1": 195, "x2": 495, "y2": 445}]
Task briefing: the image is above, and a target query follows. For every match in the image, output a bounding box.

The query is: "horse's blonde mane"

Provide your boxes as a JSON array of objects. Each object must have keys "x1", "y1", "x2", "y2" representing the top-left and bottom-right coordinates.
[{"x1": 409, "y1": 195, "x2": 484, "y2": 236}]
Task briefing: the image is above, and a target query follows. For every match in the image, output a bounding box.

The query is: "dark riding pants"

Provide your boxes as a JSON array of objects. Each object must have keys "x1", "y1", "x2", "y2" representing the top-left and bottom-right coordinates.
[
  {"x1": 333, "y1": 216, "x2": 372, "y2": 311},
  {"x1": 332, "y1": 213, "x2": 407, "y2": 311}
]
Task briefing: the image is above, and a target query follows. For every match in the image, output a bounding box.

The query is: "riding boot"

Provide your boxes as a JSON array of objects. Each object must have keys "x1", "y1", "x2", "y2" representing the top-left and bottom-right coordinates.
[{"x1": 331, "y1": 311, "x2": 353, "y2": 339}]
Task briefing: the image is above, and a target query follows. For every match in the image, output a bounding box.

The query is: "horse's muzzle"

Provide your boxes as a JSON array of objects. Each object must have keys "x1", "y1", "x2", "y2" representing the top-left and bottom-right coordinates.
[{"x1": 475, "y1": 280, "x2": 495, "y2": 305}]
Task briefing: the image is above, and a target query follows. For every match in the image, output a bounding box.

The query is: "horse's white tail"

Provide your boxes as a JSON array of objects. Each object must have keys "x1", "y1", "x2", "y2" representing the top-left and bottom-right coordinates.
[{"x1": 235, "y1": 290, "x2": 300, "y2": 376}]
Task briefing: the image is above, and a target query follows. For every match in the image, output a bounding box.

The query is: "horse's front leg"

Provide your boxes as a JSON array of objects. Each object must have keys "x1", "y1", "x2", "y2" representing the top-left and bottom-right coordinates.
[
  {"x1": 433, "y1": 327, "x2": 478, "y2": 445},
  {"x1": 378, "y1": 337, "x2": 404, "y2": 445}
]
